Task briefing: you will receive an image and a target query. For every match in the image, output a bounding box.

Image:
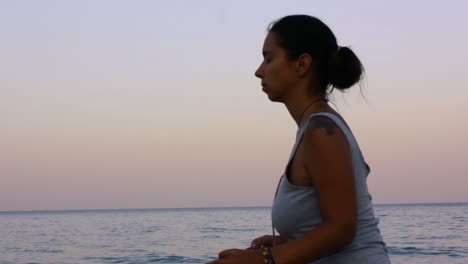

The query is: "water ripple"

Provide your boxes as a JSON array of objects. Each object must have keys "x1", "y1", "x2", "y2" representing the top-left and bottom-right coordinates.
[{"x1": 1, "y1": 204, "x2": 467, "y2": 264}]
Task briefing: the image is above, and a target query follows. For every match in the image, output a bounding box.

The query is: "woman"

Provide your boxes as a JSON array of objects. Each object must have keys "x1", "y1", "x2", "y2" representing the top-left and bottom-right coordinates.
[{"x1": 207, "y1": 15, "x2": 390, "y2": 264}]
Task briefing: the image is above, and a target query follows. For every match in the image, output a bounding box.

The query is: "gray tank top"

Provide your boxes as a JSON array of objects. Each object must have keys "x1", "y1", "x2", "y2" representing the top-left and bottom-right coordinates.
[{"x1": 271, "y1": 112, "x2": 390, "y2": 263}]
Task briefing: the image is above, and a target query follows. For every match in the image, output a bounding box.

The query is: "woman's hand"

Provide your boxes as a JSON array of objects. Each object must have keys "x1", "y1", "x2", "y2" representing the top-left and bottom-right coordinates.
[
  {"x1": 205, "y1": 248, "x2": 263, "y2": 264},
  {"x1": 250, "y1": 235, "x2": 288, "y2": 249}
]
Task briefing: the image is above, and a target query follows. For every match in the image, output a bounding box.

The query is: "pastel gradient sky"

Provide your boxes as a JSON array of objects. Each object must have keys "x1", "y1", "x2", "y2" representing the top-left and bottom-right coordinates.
[{"x1": 1, "y1": 1, "x2": 467, "y2": 211}]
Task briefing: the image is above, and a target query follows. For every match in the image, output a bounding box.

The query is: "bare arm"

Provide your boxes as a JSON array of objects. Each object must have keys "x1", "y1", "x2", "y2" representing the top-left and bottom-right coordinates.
[{"x1": 271, "y1": 116, "x2": 358, "y2": 264}]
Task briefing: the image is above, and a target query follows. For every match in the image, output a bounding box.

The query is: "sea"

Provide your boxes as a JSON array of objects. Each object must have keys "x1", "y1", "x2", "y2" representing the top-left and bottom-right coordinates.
[{"x1": 0, "y1": 203, "x2": 466, "y2": 264}]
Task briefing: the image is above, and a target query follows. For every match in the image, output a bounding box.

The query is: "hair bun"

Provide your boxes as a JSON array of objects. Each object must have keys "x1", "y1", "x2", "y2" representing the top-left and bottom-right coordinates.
[{"x1": 328, "y1": 46, "x2": 364, "y2": 91}]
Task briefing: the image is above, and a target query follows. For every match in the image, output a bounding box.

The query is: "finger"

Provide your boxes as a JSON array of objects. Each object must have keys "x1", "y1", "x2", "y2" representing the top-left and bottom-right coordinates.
[
  {"x1": 251, "y1": 235, "x2": 272, "y2": 248},
  {"x1": 251, "y1": 236, "x2": 263, "y2": 248},
  {"x1": 219, "y1": 249, "x2": 241, "y2": 259},
  {"x1": 205, "y1": 260, "x2": 222, "y2": 264}
]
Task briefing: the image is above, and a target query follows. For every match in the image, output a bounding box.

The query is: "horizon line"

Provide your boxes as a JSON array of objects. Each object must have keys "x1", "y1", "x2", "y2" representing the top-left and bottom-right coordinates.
[{"x1": 1, "y1": 202, "x2": 467, "y2": 214}]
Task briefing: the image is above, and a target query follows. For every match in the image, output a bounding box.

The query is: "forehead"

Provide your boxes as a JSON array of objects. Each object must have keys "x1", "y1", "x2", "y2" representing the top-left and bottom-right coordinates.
[{"x1": 262, "y1": 32, "x2": 281, "y2": 52}]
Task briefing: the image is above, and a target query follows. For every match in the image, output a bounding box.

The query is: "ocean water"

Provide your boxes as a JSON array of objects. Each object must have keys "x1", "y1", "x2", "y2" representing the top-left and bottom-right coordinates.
[{"x1": 0, "y1": 203, "x2": 466, "y2": 264}]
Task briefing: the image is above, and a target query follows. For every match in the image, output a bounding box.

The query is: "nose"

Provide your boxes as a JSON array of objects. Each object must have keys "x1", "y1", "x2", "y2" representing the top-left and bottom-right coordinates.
[{"x1": 255, "y1": 62, "x2": 264, "y2": 79}]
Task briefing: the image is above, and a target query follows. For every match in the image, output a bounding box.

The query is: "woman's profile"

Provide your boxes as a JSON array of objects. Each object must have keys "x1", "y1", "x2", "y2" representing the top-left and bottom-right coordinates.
[{"x1": 207, "y1": 14, "x2": 390, "y2": 264}]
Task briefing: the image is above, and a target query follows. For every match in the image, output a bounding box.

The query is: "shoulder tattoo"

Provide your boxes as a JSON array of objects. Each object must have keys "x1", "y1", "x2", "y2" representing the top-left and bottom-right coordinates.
[{"x1": 305, "y1": 116, "x2": 337, "y2": 136}]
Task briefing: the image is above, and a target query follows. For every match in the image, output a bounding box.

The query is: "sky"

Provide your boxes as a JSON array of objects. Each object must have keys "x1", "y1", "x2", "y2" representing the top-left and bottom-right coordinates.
[{"x1": 1, "y1": 0, "x2": 467, "y2": 211}]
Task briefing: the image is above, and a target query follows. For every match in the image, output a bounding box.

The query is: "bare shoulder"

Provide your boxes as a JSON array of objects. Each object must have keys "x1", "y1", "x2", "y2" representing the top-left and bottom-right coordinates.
[
  {"x1": 302, "y1": 113, "x2": 354, "y2": 194},
  {"x1": 301, "y1": 112, "x2": 352, "y2": 168}
]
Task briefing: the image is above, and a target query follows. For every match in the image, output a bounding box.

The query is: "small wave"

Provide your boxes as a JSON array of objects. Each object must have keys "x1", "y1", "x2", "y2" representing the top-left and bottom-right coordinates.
[
  {"x1": 4, "y1": 247, "x2": 63, "y2": 254},
  {"x1": 40, "y1": 249, "x2": 64, "y2": 254},
  {"x1": 199, "y1": 227, "x2": 227, "y2": 232},
  {"x1": 143, "y1": 226, "x2": 162, "y2": 233},
  {"x1": 199, "y1": 227, "x2": 258, "y2": 233},
  {"x1": 3, "y1": 246, "x2": 22, "y2": 253},
  {"x1": 388, "y1": 246, "x2": 467, "y2": 258},
  {"x1": 202, "y1": 235, "x2": 221, "y2": 239},
  {"x1": 146, "y1": 255, "x2": 204, "y2": 263},
  {"x1": 83, "y1": 254, "x2": 205, "y2": 264},
  {"x1": 422, "y1": 235, "x2": 462, "y2": 240},
  {"x1": 83, "y1": 256, "x2": 131, "y2": 263}
]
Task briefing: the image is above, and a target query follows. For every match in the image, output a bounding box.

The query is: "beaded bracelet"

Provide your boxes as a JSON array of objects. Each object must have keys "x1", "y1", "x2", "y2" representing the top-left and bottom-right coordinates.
[{"x1": 260, "y1": 245, "x2": 276, "y2": 264}]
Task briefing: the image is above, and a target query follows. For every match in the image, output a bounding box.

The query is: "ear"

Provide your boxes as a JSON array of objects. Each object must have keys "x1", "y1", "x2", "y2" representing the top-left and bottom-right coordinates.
[{"x1": 296, "y1": 53, "x2": 313, "y2": 77}]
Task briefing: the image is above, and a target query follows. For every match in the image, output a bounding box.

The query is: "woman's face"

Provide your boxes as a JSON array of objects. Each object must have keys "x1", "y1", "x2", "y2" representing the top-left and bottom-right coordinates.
[{"x1": 255, "y1": 32, "x2": 298, "y2": 102}]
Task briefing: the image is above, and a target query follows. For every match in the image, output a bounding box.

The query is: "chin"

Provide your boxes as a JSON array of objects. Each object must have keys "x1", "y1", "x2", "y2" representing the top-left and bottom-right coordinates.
[
  {"x1": 263, "y1": 88, "x2": 284, "y2": 103},
  {"x1": 267, "y1": 94, "x2": 283, "y2": 103}
]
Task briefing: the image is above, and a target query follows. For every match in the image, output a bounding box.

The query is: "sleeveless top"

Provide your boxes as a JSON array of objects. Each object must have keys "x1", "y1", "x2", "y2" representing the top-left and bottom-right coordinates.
[{"x1": 271, "y1": 112, "x2": 390, "y2": 263}]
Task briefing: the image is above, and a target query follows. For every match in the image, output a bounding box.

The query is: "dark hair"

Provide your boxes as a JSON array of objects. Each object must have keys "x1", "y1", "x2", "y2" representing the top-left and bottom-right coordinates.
[{"x1": 268, "y1": 15, "x2": 364, "y2": 94}]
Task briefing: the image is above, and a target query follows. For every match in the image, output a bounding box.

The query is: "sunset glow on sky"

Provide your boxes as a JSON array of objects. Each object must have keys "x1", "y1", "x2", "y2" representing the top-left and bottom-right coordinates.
[{"x1": 1, "y1": 0, "x2": 467, "y2": 211}]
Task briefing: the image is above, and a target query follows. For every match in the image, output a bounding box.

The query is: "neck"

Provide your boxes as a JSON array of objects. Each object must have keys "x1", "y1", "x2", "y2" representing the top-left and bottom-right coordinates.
[{"x1": 285, "y1": 94, "x2": 327, "y2": 128}]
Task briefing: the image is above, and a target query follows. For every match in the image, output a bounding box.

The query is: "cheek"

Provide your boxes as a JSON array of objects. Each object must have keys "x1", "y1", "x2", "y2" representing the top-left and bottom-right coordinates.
[
  {"x1": 271, "y1": 65, "x2": 290, "y2": 85},
  {"x1": 265, "y1": 63, "x2": 280, "y2": 79}
]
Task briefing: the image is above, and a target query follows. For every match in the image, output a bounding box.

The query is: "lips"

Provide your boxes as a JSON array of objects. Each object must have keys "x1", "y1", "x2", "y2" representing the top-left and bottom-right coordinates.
[{"x1": 261, "y1": 81, "x2": 267, "y2": 92}]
